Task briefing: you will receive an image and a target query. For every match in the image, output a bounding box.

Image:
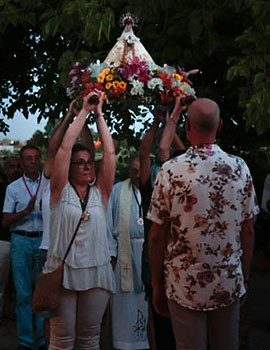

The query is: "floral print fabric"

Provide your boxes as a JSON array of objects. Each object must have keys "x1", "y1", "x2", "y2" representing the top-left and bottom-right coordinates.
[{"x1": 147, "y1": 144, "x2": 259, "y2": 310}]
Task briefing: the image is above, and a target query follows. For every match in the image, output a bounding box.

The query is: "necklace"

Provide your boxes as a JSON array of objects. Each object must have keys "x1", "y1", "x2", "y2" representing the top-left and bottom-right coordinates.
[{"x1": 71, "y1": 184, "x2": 91, "y2": 221}]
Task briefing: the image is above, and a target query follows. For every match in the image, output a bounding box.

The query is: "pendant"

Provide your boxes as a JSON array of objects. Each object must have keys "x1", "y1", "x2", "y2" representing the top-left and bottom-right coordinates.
[
  {"x1": 82, "y1": 212, "x2": 90, "y2": 221},
  {"x1": 137, "y1": 218, "x2": 144, "y2": 226}
]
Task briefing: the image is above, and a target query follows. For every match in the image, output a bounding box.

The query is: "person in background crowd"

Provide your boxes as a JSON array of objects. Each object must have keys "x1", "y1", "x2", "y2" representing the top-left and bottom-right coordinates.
[
  {"x1": 139, "y1": 95, "x2": 186, "y2": 350},
  {"x1": 2, "y1": 146, "x2": 46, "y2": 350},
  {"x1": 107, "y1": 154, "x2": 149, "y2": 350},
  {"x1": 147, "y1": 98, "x2": 259, "y2": 350},
  {"x1": 261, "y1": 172, "x2": 270, "y2": 253},
  {"x1": 0, "y1": 157, "x2": 22, "y2": 327},
  {"x1": 261, "y1": 173, "x2": 270, "y2": 213},
  {"x1": 43, "y1": 90, "x2": 116, "y2": 350}
]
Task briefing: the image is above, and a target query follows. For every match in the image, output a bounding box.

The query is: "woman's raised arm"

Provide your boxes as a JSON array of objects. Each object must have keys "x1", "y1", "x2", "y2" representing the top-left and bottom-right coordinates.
[
  {"x1": 50, "y1": 92, "x2": 98, "y2": 205},
  {"x1": 94, "y1": 92, "x2": 116, "y2": 208}
]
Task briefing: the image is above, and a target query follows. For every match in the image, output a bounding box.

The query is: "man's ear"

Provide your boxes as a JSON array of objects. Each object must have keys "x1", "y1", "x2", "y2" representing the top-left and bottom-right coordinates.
[{"x1": 217, "y1": 118, "x2": 223, "y2": 133}]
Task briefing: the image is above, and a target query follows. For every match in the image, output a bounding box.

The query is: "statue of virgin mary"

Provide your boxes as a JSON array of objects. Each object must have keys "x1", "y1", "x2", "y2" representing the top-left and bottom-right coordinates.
[{"x1": 104, "y1": 13, "x2": 154, "y2": 67}]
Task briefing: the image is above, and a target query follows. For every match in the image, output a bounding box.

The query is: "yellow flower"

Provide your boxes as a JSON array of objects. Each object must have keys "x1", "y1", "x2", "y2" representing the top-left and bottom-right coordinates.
[
  {"x1": 173, "y1": 73, "x2": 183, "y2": 81},
  {"x1": 113, "y1": 80, "x2": 119, "y2": 87},
  {"x1": 106, "y1": 74, "x2": 113, "y2": 81},
  {"x1": 102, "y1": 68, "x2": 110, "y2": 76},
  {"x1": 97, "y1": 74, "x2": 105, "y2": 83},
  {"x1": 119, "y1": 81, "x2": 127, "y2": 90},
  {"x1": 105, "y1": 82, "x2": 112, "y2": 90}
]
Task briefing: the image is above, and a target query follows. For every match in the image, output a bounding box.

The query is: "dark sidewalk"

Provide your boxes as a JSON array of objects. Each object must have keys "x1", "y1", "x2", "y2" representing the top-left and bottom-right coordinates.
[{"x1": 1, "y1": 248, "x2": 270, "y2": 350}]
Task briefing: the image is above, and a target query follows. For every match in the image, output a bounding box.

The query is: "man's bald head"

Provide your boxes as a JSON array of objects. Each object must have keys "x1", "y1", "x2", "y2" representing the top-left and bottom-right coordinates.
[{"x1": 187, "y1": 98, "x2": 220, "y2": 134}]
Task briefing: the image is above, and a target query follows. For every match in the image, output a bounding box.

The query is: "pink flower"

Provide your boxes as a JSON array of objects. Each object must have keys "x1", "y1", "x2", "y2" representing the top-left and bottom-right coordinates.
[
  {"x1": 116, "y1": 66, "x2": 130, "y2": 80},
  {"x1": 137, "y1": 67, "x2": 152, "y2": 84},
  {"x1": 125, "y1": 56, "x2": 148, "y2": 78},
  {"x1": 69, "y1": 62, "x2": 82, "y2": 76},
  {"x1": 69, "y1": 68, "x2": 78, "y2": 76}
]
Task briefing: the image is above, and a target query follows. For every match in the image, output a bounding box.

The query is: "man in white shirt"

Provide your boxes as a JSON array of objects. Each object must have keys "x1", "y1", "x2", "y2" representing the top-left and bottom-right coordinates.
[
  {"x1": 2, "y1": 145, "x2": 45, "y2": 350},
  {"x1": 107, "y1": 154, "x2": 149, "y2": 350}
]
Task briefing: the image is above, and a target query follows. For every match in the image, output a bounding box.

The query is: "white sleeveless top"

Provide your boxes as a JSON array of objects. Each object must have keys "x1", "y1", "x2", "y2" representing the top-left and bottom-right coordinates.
[{"x1": 43, "y1": 182, "x2": 115, "y2": 292}]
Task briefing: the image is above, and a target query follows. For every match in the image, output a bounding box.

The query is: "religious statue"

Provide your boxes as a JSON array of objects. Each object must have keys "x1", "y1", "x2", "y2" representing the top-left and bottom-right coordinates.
[{"x1": 104, "y1": 13, "x2": 154, "y2": 67}]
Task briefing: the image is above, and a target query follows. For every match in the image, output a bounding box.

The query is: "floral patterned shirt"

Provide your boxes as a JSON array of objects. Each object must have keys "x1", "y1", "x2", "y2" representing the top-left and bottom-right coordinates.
[{"x1": 147, "y1": 144, "x2": 259, "y2": 311}]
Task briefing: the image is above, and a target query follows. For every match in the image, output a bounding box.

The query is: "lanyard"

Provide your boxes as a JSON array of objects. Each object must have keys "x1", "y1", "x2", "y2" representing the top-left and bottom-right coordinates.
[
  {"x1": 23, "y1": 174, "x2": 41, "y2": 198},
  {"x1": 71, "y1": 184, "x2": 91, "y2": 217},
  {"x1": 132, "y1": 185, "x2": 143, "y2": 219},
  {"x1": 79, "y1": 185, "x2": 90, "y2": 213}
]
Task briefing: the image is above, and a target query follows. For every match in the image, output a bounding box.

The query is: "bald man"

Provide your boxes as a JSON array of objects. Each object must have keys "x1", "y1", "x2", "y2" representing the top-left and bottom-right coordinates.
[{"x1": 147, "y1": 98, "x2": 259, "y2": 350}]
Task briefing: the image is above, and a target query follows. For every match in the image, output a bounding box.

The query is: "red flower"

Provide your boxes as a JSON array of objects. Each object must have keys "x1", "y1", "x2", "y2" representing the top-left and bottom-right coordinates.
[
  {"x1": 124, "y1": 18, "x2": 134, "y2": 25},
  {"x1": 172, "y1": 86, "x2": 181, "y2": 97},
  {"x1": 110, "y1": 86, "x2": 125, "y2": 99},
  {"x1": 81, "y1": 71, "x2": 90, "y2": 84},
  {"x1": 84, "y1": 82, "x2": 94, "y2": 91},
  {"x1": 94, "y1": 83, "x2": 105, "y2": 91},
  {"x1": 159, "y1": 72, "x2": 173, "y2": 89}
]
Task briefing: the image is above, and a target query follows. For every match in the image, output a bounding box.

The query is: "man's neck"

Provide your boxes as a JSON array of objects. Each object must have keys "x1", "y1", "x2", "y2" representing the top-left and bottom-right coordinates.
[
  {"x1": 189, "y1": 136, "x2": 216, "y2": 147},
  {"x1": 24, "y1": 172, "x2": 39, "y2": 181}
]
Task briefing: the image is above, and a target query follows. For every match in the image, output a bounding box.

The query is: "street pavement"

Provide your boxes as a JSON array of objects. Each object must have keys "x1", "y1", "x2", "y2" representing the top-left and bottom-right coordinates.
[{"x1": 1, "y1": 247, "x2": 270, "y2": 350}]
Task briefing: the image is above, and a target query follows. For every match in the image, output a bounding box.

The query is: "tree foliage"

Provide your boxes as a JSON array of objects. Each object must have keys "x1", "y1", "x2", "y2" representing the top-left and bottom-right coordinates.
[
  {"x1": 227, "y1": 0, "x2": 270, "y2": 135},
  {"x1": 0, "y1": 0, "x2": 269, "y2": 146}
]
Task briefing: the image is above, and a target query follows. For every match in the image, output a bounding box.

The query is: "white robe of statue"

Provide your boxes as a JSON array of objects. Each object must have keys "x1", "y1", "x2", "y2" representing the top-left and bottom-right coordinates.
[{"x1": 104, "y1": 25, "x2": 154, "y2": 67}]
